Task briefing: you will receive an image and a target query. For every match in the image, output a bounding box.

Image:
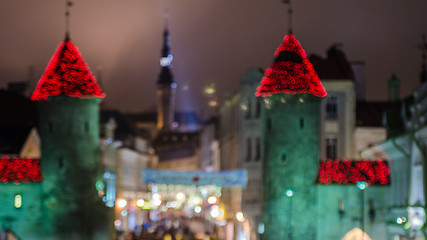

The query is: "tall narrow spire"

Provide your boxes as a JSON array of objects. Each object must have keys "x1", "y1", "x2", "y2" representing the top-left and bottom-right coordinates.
[
  {"x1": 282, "y1": 0, "x2": 293, "y2": 34},
  {"x1": 156, "y1": 22, "x2": 176, "y2": 132},
  {"x1": 64, "y1": 1, "x2": 73, "y2": 41},
  {"x1": 419, "y1": 34, "x2": 427, "y2": 84},
  {"x1": 158, "y1": 21, "x2": 175, "y2": 85}
]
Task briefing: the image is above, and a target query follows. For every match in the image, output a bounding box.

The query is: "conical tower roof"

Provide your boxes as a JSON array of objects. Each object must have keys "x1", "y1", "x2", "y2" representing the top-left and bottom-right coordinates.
[
  {"x1": 256, "y1": 34, "x2": 327, "y2": 98},
  {"x1": 31, "y1": 40, "x2": 105, "y2": 101}
]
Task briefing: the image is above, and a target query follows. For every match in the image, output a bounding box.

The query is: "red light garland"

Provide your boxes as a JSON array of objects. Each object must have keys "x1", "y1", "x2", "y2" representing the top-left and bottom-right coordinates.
[
  {"x1": 0, "y1": 156, "x2": 42, "y2": 183},
  {"x1": 256, "y1": 34, "x2": 327, "y2": 98},
  {"x1": 31, "y1": 40, "x2": 105, "y2": 101},
  {"x1": 317, "y1": 159, "x2": 390, "y2": 185}
]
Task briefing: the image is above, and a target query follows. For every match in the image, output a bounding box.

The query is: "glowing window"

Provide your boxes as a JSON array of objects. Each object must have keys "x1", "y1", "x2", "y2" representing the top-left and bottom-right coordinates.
[{"x1": 14, "y1": 194, "x2": 22, "y2": 208}]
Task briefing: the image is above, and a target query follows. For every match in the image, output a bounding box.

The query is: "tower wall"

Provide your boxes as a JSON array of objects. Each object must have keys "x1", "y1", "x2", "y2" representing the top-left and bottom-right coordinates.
[
  {"x1": 157, "y1": 84, "x2": 175, "y2": 131},
  {"x1": 38, "y1": 96, "x2": 101, "y2": 188},
  {"x1": 37, "y1": 96, "x2": 108, "y2": 239},
  {"x1": 262, "y1": 94, "x2": 320, "y2": 240}
]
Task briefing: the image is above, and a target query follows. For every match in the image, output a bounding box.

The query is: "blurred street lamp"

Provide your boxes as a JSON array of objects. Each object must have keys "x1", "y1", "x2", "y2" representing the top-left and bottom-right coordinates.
[
  {"x1": 207, "y1": 196, "x2": 218, "y2": 204},
  {"x1": 285, "y1": 188, "x2": 294, "y2": 240},
  {"x1": 176, "y1": 192, "x2": 185, "y2": 201},
  {"x1": 136, "y1": 199, "x2": 145, "y2": 207},
  {"x1": 117, "y1": 199, "x2": 127, "y2": 208},
  {"x1": 356, "y1": 181, "x2": 368, "y2": 240},
  {"x1": 236, "y1": 212, "x2": 245, "y2": 222}
]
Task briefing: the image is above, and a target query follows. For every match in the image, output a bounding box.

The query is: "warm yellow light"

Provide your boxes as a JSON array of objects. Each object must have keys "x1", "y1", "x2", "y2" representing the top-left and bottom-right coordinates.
[
  {"x1": 208, "y1": 99, "x2": 218, "y2": 107},
  {"x1": 152, "y1": 193, "x2": 161, "y2": 200},
  {"x1": 236, "y1": 212, "x2": 245, "y2": 222},
  {"x1": 117, "y1": 199, "x2": 127, "y2": 208},
  {"x1": 176, "y1": 192, "x2": 185, "y2": 201},
  {"x1": 207, "y1": 196, "x2": 217, "y2": 204},
  {"x1": 152, "y1": 199, "x2": 162, "y2": 207},
  {"x1": 219, "y1": 209, "x2": 225, "y2": 219},
  {"x1": 210, "y1": 205, "x2": 220, "y2": 218},
  {"x1": 204, "y1": 84, "x2": 216, "y2": 95},
  {"x1": 190, "y1": 196, "x2": 202, "y2": 205},
  {"x1": 14, "y1": 194, "x2": 22, "y2": 208},
  {"x1": 136, "y1": 199, "x2": 145, "y2": 207}
]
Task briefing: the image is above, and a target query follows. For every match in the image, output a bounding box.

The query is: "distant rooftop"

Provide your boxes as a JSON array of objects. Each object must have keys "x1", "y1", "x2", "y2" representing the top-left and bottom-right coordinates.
[
  {"x1": 356, "y1": 101, "x2": 402, "y2": 127},
  {"x1": 153, "y1": 131, "x2": 200, "y2": 161},
  {"x1": 100, "y1": 110, "x2": 139, "y2": 140},
  {"x1": 309, "y1": 44, "x2": 354, "y2": 80}
]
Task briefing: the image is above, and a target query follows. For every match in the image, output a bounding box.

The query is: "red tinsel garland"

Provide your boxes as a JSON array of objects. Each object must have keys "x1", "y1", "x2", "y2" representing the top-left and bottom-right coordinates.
[
  {"x1": 256, "y1": 34, "x2": 327, "y2": 98},
  {"x1": 317, "y1": 159, "x2": 390, "y2": 185},
  {"x1": 31, "y1": 40, "x2": 105, "y2": 101},
  {"x1": 0, "y1": 156, "x2": 42, "y2": 183}
]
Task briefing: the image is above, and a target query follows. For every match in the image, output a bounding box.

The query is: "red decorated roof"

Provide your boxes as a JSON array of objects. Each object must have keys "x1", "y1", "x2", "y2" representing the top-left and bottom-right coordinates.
[
  {"x1": 256, "y1": 34, "x2": 327, "y2": 98},
  {"x1": 317, "y1": 159, "x2": 390, "y2": 185},
  {"x1": 31, "y1": 40, "x2": 105, "y2": 101},
  {"x1": 0, "y1": 156, "x2": 42, "y2": 183}
]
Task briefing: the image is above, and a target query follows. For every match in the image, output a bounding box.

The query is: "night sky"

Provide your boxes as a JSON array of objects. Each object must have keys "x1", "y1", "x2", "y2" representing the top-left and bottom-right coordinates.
[{"x1": 1, "y1": 0, "x2": 426, "y2": 116}]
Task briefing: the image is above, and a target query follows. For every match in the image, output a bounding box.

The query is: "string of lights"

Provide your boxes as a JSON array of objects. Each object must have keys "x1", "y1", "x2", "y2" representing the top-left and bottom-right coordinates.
[
  {"x1": 0, "y1": 156, "x2": 42, "y2": 183},
  {"x1": 317, "y1": 159, "x2": 390, "y2": 185}
]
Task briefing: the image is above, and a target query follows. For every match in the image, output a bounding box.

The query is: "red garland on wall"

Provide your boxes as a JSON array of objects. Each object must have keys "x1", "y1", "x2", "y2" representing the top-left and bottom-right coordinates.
[
  {"x1": 256, "y1": 34, "x2": 327, "y2": 98},
  {"x1": 31, "y1": 40, "x2": 105, "y2": 101},
  {"x1": 0, "y1": 156, "x2": 42, "y2": 183},
  {"x1": 317, "y1": 159, "x2": 390, "y2": 185}
]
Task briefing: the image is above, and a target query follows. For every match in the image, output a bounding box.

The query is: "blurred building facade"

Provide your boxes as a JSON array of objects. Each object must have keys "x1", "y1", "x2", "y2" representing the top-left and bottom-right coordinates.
[
  {"x1": 361, "y1": 69, "x2": 427, "y2": 239},
  {"x1": 0, "y1": 39, "x2": 111, "y2": 240},
  {"x1": 217, "y1": 44, "x2": 405, "y2": 240}
]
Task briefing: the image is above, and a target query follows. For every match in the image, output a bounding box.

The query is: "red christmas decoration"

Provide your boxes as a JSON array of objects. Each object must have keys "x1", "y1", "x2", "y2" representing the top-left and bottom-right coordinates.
[
  {"x1": 0, "y1": 156, "x2": 42, "y2": 183},
  {"x1": 31, "y1": 40, "x2": 105, "y2": 101},
  {"x1": 317, "y1": 159, "x2": 390, "y2": 185},
  {"x1": 256, "y1": 34, "x2": 327, "y2": 98}
]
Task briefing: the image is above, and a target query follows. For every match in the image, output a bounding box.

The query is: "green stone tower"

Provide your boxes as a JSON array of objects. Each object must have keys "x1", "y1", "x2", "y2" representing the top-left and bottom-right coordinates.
[
  {"x1": 256, "y1": 34, "x2": 327, "y2": 240},
  {"x1": 31, "y1": 38, "x2": 108, "y2": 239}
]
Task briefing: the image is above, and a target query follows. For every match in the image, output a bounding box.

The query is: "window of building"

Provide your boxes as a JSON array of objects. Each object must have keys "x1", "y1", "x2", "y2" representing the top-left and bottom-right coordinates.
[
  {"x1": 245, "y1": 98, "x2": 252, "y2": 119},
  {"x1": 326, "y1": 138, "x2": 338, "y2": 159},
  {"x1": 84, "y1": 121, "x2": 89, "y2": 133},
  {"x1": 58, "y1": 157, "x2": 64, "y2": 169},
  {"x1": 267, "y1": 118, "x2": 272, "y2": 131},
  {"x1": 281, "y1": 153, "x2": 287, "y2": 165},
  {"x1": 48, "y1": 121, "x2": 53, "y2": 133},
  {"x1": 326, "y1": 96, "x2": 338, "y2": 119},
  {"x1": 255, "y1": 138, "x2": 261, "y2": 161},
  {"x1": 14, "y1": 194, "x2": 22, "y2": 208},
  {"x1": 255, "y1": 97, "x2": 261, "y2": 118},
  {"x1": 246, "y1": 138, "x2": 252, "y2": 161}
]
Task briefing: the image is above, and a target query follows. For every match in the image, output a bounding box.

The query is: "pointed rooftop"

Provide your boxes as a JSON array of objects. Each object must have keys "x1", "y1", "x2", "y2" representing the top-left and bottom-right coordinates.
[
  {"x1": 256, "y1": 34, "x2": 327, "y2": 98},
  {"x1": 31, "y1": 40, "x2": 105, "y2": 101}
]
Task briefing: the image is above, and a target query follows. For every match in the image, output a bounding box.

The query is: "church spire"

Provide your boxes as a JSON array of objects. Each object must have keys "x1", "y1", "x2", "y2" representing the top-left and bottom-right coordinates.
[
  {"x1": 156, "y1": 21, "x2": 176, "y2": 132},
  {"x1": 157, "y1": 27, "x2": 175, "y2": 85}
]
